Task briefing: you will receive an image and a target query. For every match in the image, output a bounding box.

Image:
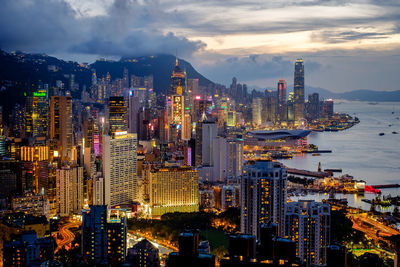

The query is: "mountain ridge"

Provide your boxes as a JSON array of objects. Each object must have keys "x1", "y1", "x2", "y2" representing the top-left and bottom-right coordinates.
[{"x1": 0, "y1": 49, "x2": 399, "y2": 120}]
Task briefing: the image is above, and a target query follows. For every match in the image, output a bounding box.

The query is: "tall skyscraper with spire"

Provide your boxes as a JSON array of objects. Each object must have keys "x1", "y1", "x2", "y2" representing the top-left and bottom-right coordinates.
[
  {"x1": 168, "y1": 57, "x2": 190, "y2": 141},
  {"x1": 170, "y1": 57, "x2": 186, "y2": 95},
  {"x1": 294, "y1": 59, "x2": 305, "y2": 122}
]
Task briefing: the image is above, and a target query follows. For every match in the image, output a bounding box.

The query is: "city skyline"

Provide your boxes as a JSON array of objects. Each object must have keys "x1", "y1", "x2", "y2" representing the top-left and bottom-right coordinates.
[
  {"x1": 0, "y1": 0, "x2": 399, "y2": 92},
  {"x1": 0, "y1": 2, "x2": 399, "y2": 266}
]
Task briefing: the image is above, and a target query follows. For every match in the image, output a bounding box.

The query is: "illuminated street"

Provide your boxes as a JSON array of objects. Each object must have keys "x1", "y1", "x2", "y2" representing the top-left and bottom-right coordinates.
[
  {"x1": 349, "y1": 213, "x2": 400, "y2": 242},
  {"x1": 54, "y1": 222, "x2": 80, "y2": 253},
  {"x1": 128, "y1": 231, "x2": 177, "y2": 255}
]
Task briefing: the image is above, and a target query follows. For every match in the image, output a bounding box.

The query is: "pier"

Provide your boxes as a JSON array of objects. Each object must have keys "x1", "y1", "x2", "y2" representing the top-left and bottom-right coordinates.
[
  {"x1": 370, "y1": 184, "x2": 400, "y2": 189},
  {"x1": 287, "y1": 168, "x2": 331, "y2": 178}
]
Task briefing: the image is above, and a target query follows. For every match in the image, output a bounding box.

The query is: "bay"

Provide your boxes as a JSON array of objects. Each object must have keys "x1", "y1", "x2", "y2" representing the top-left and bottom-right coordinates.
[{"x1": 281, "y1": 101, "x2": 400, "y2": 210}]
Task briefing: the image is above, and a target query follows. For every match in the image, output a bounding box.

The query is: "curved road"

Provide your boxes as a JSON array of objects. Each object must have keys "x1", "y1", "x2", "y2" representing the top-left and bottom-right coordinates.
[{"x1": 55, "y1": 222, "x2": 80, "y2": 253}]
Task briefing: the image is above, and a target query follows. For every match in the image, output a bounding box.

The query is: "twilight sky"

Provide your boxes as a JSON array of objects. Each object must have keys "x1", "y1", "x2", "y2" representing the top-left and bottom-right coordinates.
[{"x1": 0, "y1": 0, "x2": 399, "y2": 92}]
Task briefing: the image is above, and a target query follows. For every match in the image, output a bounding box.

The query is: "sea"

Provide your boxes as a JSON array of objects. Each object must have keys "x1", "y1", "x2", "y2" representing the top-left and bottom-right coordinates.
[{"x1": 281, "y1": 101, "x2": 400, "y2": 211}]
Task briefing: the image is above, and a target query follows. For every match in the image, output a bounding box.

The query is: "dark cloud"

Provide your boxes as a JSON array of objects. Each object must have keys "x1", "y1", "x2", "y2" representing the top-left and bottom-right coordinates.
[
  {"x1": 0, "y1": 0, "x2": 205, "y2": 57},
  {"x1": 196, "y1": 54, "x2": 321, "y2": 86}
]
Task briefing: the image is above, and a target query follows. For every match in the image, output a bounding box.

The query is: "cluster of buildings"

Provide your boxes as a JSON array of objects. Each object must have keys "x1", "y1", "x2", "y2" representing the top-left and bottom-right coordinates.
[
  {"x1": 250, "y1": 60, "x2": 334, "y2": 128},
  {"x1": 0, "y1": 57, "x2": 340, "y2": 266}
]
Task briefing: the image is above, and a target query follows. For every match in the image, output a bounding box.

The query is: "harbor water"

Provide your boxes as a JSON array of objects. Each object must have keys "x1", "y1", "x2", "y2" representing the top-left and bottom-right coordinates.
[{"x1": 282, "y1": 101, "x2": 400, "y2": 210}]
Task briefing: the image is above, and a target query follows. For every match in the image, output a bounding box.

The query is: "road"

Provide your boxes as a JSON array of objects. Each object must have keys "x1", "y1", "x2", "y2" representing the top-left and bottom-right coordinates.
[
  {"x1": 54, "y1": 222, "x2": 80, "y2": 253},
  {"x1": 128, "y1": 231, "x2": 177, "y2": 253},
  {"x1": 348, "y1": 212, "x2": 400, "y2": 243}
]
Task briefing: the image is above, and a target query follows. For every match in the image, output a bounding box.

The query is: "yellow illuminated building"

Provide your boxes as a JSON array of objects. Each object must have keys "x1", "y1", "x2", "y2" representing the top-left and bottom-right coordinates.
[
  {"x1": 20, "y1": 146, "x2": 49, "y2": 162},
  {"x1": 148, "y1": 166, "x2": 199, "y2": 217}
]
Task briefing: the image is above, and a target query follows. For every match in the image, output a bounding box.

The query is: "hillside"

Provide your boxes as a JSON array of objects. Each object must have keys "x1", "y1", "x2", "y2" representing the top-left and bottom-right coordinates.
[
  {"x1": 0, "y1": 50, "x2": 214, "y2": 119},
  {"x1": 92, "y1": 54, "x2": 214, "y2": 93}
]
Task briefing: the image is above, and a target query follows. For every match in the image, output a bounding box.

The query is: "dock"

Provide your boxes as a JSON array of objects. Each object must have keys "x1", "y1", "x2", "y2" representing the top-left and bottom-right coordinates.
[
  {"x1": 370, "y1": 184, "x2": 400, "y2": 189},
  {"x1": 287, "y1": 168, "x2": 331, "y2": 178}
]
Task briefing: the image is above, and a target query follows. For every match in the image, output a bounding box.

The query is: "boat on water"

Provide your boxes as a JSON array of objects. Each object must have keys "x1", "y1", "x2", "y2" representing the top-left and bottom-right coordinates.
[
  {"x1": 379, "y1": 133, "x2": 385, "y2": 136},
  {"x1": 393, "y1": 131, "x2": 399, "y2": 134}
]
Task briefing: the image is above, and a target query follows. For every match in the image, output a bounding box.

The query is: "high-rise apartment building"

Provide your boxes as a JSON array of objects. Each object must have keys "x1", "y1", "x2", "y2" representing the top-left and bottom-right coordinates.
[
  {"x1": 82, "y1": 205, "x2": 108, "y2": 265},
  {"x1": 56, "y1": 166, "x2": 83, "y2": 216},
  {"x1": 226, "y1": 139, "x2": 243, "y2": 178},
  {"x1": 221, "y1": 185, "x2": 236, "y2": 211},
  {"x1": 285, "y1": 200, "x2": 330, "y2": 266},
  {"x1": 107, "y1": 208, "x2": 127, "y2": 264},
  {"x1": 108, "y1": 96, "x2": 127, "y2": 135},
  {"x1": 201, "y1": 121, "x2": 217, "y2": 166},
  {"x1": 50, "y1": 95, "x2": 73, "y2": 160},
  {"x1": 128, "y1": 92, "x2": 140, "y2": 134},
  {"x1": 103, "y1": 132, "x2": 138, "y2": 206},
  {"x1": 147, "y1": 166, "x2": 199, "y2": 217},
  {"x1": 241, "y1": 160, "x2": 287, "y2": 239},
  {"x1": 294, "y1": 59, "x2": 305, "y2": 122}
]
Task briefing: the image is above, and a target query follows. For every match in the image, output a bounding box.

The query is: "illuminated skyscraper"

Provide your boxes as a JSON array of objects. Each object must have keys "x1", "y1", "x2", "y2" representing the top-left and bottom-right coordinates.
[
  {"x1": 252, "y1": 98, "x2": 262, "y2": 126},
  {"x1": 277, "y1": 79, "x2": 287, "y2": 121},
  {"x1": 103, "y1": 132, "x2": 138, "y2": 206},
  {"x1": 56, "y1": 166, "x2": 83, "y2": 216},
  {"x1": 170, "y1": 58, "x2": 186, "y2": 95},
  {"x1": 24, "y1": 90, "x2": 48, "y2": 138},
  {"x1": 285, "y1": 200, "x2": 330, "y2": 266},
  {"x1": 108, "y1": 96, "x2": 127, "y2": 135},
  {"x1": 20, "y1": 145, "x2": 49, "y2": 194},
  {"x1": 241, "y1": 160, "x2": 287, "y2": 239},
  {"x1": 168, "y1": 58, "x2": 189, "y2": 142},
  {"x1": 147, "y1": 166, "x2": 199, "y2": 217},
  {"x1": 227, "y1": 111, "x2": 236, "y2": 127},
  {"x1": 50, "y1": 96, "x2": 73, "y2": 160},
  {"x1": 294, "y1": 59, "x2": 305, "y2": 122},
  {"x1": 226, "y1": 139, "x2": 243, "y2": 178},
  {"x1": 287, "y1": 92, "x2": 295, "y2": 122}
]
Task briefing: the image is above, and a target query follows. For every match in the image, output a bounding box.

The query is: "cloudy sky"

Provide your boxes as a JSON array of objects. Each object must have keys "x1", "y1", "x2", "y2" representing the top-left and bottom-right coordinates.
[{"x1": 0, "y1": 0, "x2": 399, "y2": 92}]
